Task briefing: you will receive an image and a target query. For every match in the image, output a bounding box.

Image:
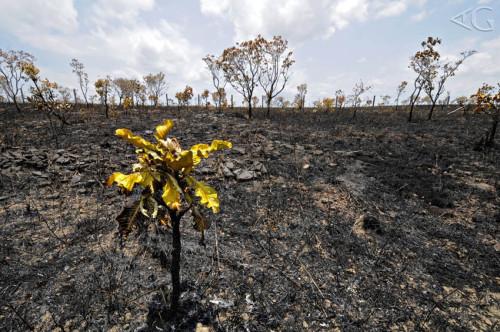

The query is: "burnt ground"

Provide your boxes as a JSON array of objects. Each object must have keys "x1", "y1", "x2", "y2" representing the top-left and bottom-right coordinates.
[{"x1": 0, "y1": 105, "x2": 499, "y2": 331}]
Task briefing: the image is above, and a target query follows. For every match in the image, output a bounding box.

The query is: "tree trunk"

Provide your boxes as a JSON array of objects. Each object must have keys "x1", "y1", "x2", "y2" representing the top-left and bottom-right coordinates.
[
  {"x1": 248, "y1": 103, "x2": 253, "y2": 119},
  {"x1": 266, "y1": 97, "x2": 272, "y2": 117},
  {"x1": 170, "y1": 212, "x2": 182, "y2": 313},
  {"x1": 12, "y1": 97, "x2": 21, "y2": 112},
  {"x1": 104, "y1": 93, "x2": 109, "y2": 119},
  {"x1": 408, "y1": 102, "x2": 415, "y2": 122},
  {"x1": 487, "y1": 117, "x2": 498, "y2": 146},
  {"x1": 408, "y1": 88, "x2": 422, "y2": 122},
  {"x1": 428, "y1": 101, "x2": 437, "y2": 120}
]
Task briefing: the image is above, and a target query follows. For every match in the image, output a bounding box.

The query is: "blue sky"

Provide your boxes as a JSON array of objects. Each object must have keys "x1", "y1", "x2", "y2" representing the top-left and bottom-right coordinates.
[{"x1": 0, "y1": 0, "x2": 499, "y2": 105}]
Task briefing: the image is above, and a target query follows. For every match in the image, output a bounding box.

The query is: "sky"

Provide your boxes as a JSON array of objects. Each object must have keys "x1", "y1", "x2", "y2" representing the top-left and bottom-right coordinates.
[{"x1": 0, "y1": 0, "x2": 499, "y2": 105}]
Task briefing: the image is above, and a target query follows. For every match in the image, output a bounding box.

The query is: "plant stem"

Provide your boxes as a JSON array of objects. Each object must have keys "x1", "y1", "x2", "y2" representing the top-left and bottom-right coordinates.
[{"x1": 170, "y1": 212, "x2": 181, "y2": 313}]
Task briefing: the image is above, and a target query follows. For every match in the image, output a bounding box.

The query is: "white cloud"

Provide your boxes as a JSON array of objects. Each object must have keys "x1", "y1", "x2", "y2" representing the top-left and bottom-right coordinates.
[
  {"x1": 411, "y1": 10, "x2": 429, "y2": 22},
  {"x1": 0, "y1": 0, "x2": 205, "y2": 94},
  {"x1": 91, "y1": 0, "x2": 155, "y2": 26},
  {"x1": 0, "y1": 0, "x2": 78, "y2": 35},
  {"x1": 200, "y1": 0, "x2": 425, "y2": 42}
]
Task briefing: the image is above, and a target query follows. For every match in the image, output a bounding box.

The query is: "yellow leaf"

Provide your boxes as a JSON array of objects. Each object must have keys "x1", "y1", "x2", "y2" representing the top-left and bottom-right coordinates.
[
  {"x1": 155, "y1": 119, "x2": 174, "y2": 140},
  {"x1": 106, "y1": 171, "x2": 154, "y2": 193},
  {"x1": 162, "y1": 174, "x2": 182, "y2": 210},
  {"x1": 115, "y1": 128, "x2": 157, "y2": 151},
  {"x1": 139, "y1": 171, "x2": 155, "y2": 192},
  {"x1": 166, "y1": 150, "x2": 194, "y2": 173},
  {"x1": 210, "y1": 139, "x2": 232, "y2": 151},
  {"x1": 106, "y1": 172, "x2": 143, "y2": 192},
  {"x1": 190, "y1": 143, "x2": 211, "y2": 165},
  {"x1": 190, "y1": 140, "x2": 232, "y2": 165},
  {"x1": 186, "y1": 176, "x2": 220, "y2": 213}
]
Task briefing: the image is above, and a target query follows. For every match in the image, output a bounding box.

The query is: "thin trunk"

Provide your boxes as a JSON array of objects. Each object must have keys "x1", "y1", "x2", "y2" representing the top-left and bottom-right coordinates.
[
  {"x1": 266, "y1": 96, "x2": 272, "y2": 117},
  {"x1": 13, "y1": 97, "x2": 21, "y2": 112},
  {"x1": 248, "y1": 102, "x2": 253, "y2": 119},
  {"x1": 408, "y1": 102, "x2": 415, "y2": 122},
  {"x1": 487, "y1": 117, "x2": 498, "y2": 146},
  {"x1": 170, "y1": 212, "x2": 181, "y2": 313},
  {"x1": 408, "y1": 88, "x2": 422, "y2": 122},
  {"x1": 104, "y1": 91, "x2": 109, "y2": 119},
  {"x1": 428, "y1": 101, "x2": 437, "y2": 120},
  {"x1": 352, "y1": 105, "x2": 358, "y2": 120}
]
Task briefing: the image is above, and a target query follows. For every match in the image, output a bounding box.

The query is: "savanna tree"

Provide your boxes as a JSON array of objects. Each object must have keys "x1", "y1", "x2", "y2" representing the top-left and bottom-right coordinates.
[
  {"x1": 123, "y1": 96, "x2": 133, "y2": 111},
  {"x1": 95, "y1": 77, "x2": 111, "y2": 118},
  {"x1": 112, "y1": 78, "x2": 134, "y2": 107},
  {"x1": 144, "y1": 72, "x2": 167, "y2": 107},
  {"x1": 220, "y1": 36, "x2": 264, "y2": 118},
  {"x1": 472, "y1": 83, "x2": 499, "y2": 148},
  {"x1": 418, "y1": 38, "x2": 475, "y2": 120},
  {"x1": 21, "y1": 63, "x2": 71, "y2": 142},
  {"x1": 321, "y1": 97, "x2": 335, "y2": 112},
  {"x1": 379, "y1": 95, "x2": 391, "y2": 106},
  {"x1": 294, "y1": 83, "x2": 307, "y2": 111},
  {"x1": 350, "y1": 80, "x2": 371, "y2": 120},
  {"x1": 106, "y1": 119, "x2": 232, "y2": 312},
  {"x1": 251, "y1": 95, "x2": 259, "y2": 108},
  {"x1": 408, "y1": 37, "x2": 441, "y2": 122},
  {"x1": 201, "y1": 89, "x2": 210, "y2": 108},
  {"x1": 203, "y1": 55, "x2": 227, "y2": 111},
  {"x1": 70, "y1": 58, "x2": 90, "y2": 108},
  {"x1": 175, "y1": 85, "x2": 194, "y2": 108},
  {"x1": 275, "y1": 96, "x2": 290, "y2": 109},
  {"x1": 454, "y1": 96, "x2": 469, "y2": 105},
  {"x1": 335, "y1": 89, "x2": 345, "y2": 111},
  {"x1": 130, "y1": 79, "x2": 146, "y2": 106},
  {"x1": 257, "y1": 36, "x2": 294, "y2": 116},
  {"x1": 0, "y1": 49, "x2": 34, "y2": 112},
  {"x1": 395, "y1": 81, "x2": 408, "y2": 111},
  {"x1": 212, "y1": 88, "x2": 227, "y2": 110}
]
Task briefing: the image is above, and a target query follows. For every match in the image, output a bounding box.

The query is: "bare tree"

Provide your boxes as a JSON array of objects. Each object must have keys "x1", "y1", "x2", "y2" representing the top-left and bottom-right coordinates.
[
  {"x1": 335, "y1": 89, "x2": 345, "y2": 111},
  {"x1": 203, "y1": 55, "x2": 227, "y2": 111},
  {"x1": 257, "y1": 36, "x2": 294, "y2": 116},
  {"x1": 395, "y1": 81, "x2": 408, "y2": 111},
  {"x1": 70, "y1": 58, "x2": 89, "y2": 108},
  {"x1": 379, "y1": 95, "x2": 391, "y2": 106},
  {"x1": 294, "y1": 83, "x2": 307, "y2": 111},
  {"x1": 112, "y1": 78, "x2": 134, "y2": 107},
  {"x1": 220, "y1": 36, "x2": 264, "y2": 118},
  {"x1": 350, "y1": 80, "x2": 371, "y2": 120},
  {"x1": 143, "y1": 72, "x2": 167, "y2": 107},
  {"x1": 212, "y1": 88, "x2": 227, "y2": 109},
  {"x1": 0, "y1": 49, "x2": 34, "y2": 111},
  {"x1": 201, "y1": 89, "x2": 210, "y2": 108},
  {"x1": 423, "y1": 49, "x2": 475, "y2": 120}
]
